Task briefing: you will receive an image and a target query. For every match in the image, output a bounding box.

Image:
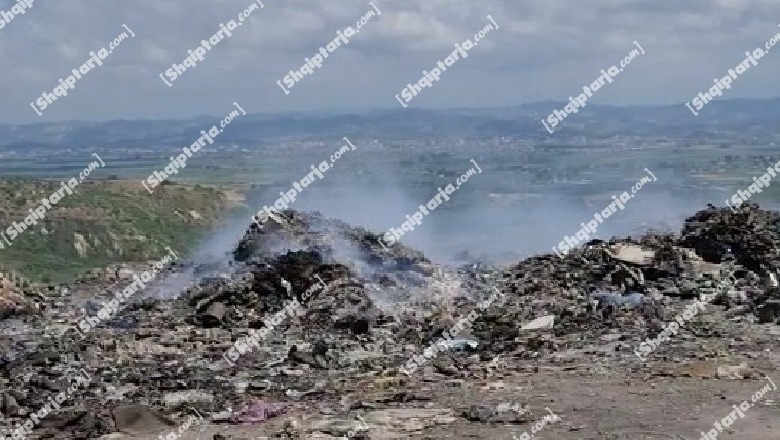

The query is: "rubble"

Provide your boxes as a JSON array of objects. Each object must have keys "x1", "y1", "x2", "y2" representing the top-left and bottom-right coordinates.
[
  {"x1": 1, "y1": 204, "x2": 780, "y2": 438},
  {"x1": 519, "y1": 315, "x2": 555, "y2": 330}
]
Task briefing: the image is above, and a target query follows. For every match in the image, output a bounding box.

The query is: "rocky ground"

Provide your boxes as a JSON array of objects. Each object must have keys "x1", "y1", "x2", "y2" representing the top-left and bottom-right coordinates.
[{"x1": 0, "y1": 204, "x2": 779, "y2": 439}]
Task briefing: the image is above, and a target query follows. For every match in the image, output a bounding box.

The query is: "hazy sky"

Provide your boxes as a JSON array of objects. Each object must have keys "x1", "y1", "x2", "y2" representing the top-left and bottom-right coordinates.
[{"x1": 1, "y1": 0, "x2": 779, "y2": 123}]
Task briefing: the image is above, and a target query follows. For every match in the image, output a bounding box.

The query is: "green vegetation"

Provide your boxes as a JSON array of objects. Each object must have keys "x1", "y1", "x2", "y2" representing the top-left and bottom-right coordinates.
[{"x1": 0, "y1": 180, "x2": 235, "y2": 284}]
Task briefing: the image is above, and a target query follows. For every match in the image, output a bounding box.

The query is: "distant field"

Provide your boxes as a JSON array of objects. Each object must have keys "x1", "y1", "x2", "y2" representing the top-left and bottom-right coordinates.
[{"x1": 0, "y1": 180, "x2": 238, "y2": 284}]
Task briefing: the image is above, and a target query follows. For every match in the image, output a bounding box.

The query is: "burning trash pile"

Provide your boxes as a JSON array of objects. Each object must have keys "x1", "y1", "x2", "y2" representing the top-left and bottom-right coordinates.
[{"x1": 0, "y1": 204, "x2": 779, "y2": 438}]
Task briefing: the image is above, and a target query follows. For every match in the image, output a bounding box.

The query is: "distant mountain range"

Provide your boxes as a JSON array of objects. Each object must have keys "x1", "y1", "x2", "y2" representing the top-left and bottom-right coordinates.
[{"x1": 1, "y1": 98, "x2": 778, "y2": 150}]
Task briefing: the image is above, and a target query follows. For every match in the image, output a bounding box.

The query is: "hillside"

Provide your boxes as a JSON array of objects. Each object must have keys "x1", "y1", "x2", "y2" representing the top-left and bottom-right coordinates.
[{"x1": 0, "y1": 180, "x2": 236, "y2": 284}]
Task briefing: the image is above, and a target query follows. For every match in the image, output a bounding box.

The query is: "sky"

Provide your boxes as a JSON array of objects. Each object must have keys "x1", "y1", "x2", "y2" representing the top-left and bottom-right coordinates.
[{"x1": 1, "y1": 0, "x2": 779, "y2": 123}]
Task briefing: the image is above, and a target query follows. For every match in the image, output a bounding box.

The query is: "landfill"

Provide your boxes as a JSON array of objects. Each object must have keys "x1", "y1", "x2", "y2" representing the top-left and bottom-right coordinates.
[{"x1": 1, "y1": 203, "x2": 779, "y2": 439}]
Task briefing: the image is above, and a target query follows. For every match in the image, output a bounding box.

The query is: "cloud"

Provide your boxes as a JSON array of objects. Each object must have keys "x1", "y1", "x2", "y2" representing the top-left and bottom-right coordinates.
[{"x1": 0, "y1": 0, "x2": 778, "y2": 122}]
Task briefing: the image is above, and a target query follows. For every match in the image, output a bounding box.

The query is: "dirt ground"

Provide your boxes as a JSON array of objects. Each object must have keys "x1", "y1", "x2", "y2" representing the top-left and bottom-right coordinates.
[{"x1": 120, "y1": 350, "x2": 779, "y2": 440}]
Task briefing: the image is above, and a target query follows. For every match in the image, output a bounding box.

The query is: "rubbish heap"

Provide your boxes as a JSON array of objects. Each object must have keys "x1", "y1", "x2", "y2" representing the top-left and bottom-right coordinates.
[{"x1": 0, "y1": 203, "x2": 778, "y2": 438}]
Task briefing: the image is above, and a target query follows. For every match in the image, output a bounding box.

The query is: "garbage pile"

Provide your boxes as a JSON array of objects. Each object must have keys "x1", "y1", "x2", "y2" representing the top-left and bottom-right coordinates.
[
  {"x1": 681, "y1": 203, "x2": 780, "y2": 271},
  {"x1": 0, "y1": 204, "x2": 779, "y2": 438}
]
